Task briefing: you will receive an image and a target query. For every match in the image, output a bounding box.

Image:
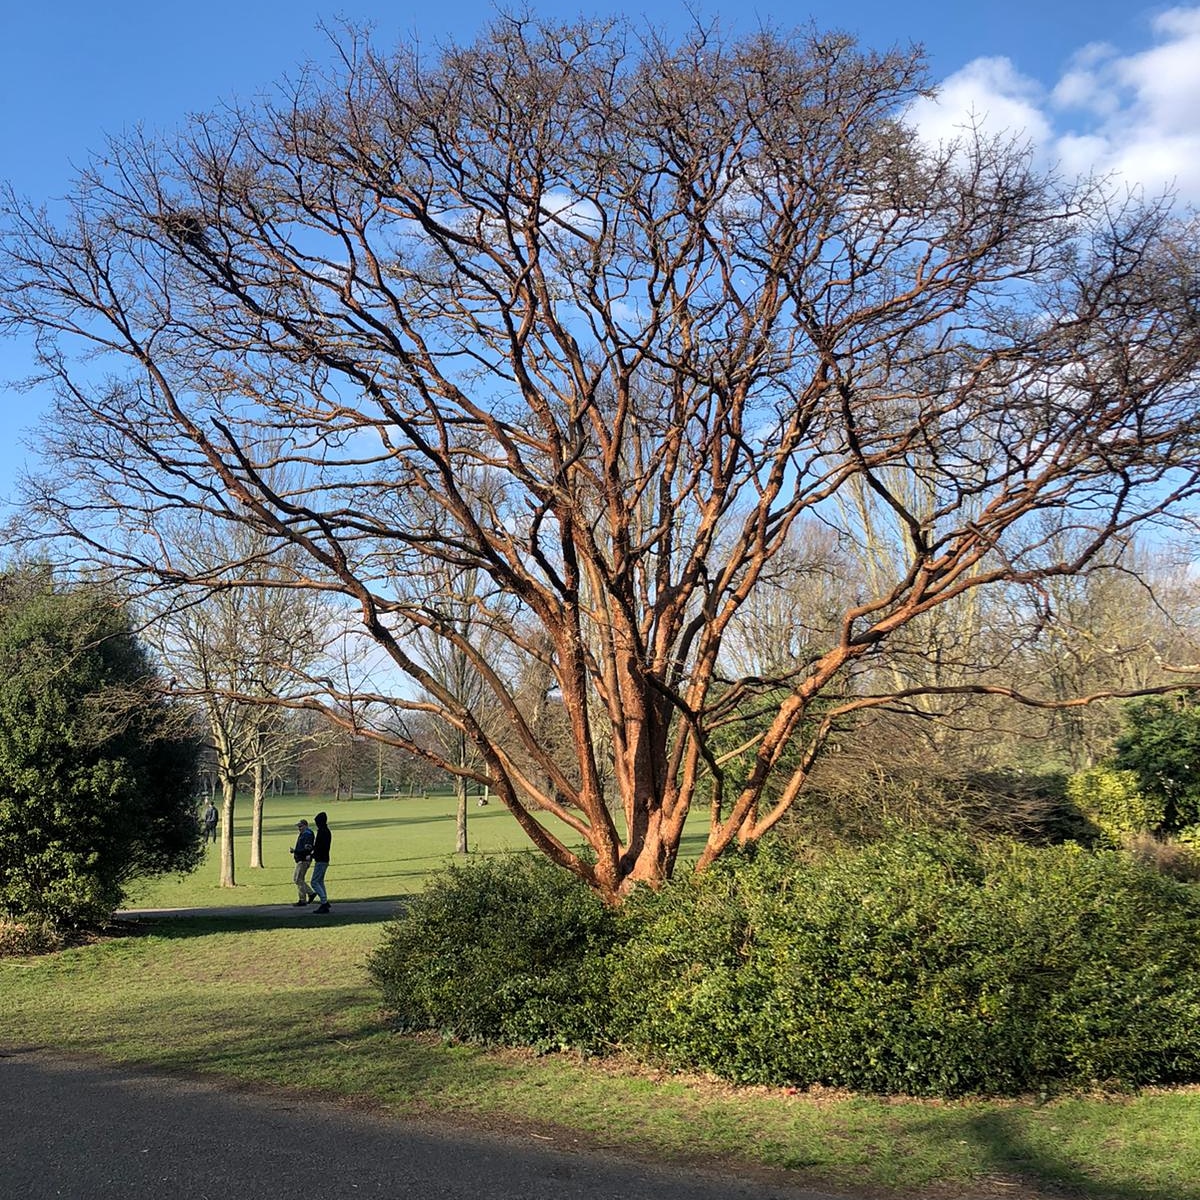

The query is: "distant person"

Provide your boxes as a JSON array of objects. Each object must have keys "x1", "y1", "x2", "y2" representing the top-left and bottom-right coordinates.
[
  {"x1": 291, "y1": 819, "x2": 316, "y2": 906},
  {"x1": 202, "y1": 799, "x2": 218, "y2": 845},
  {"x1": 309, "y1": 811, "x2": 332, "y2": 914}
]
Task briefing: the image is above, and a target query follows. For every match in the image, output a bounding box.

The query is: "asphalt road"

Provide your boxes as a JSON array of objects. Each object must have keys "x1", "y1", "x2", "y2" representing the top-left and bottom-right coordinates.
[{"x1": 2, "y1": 1047, "x2": 853, "y2": 1200}]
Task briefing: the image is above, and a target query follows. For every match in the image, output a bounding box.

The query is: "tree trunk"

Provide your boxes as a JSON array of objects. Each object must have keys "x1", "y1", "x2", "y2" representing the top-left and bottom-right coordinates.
[
  {"x1": 219, "y1": 773, "x2": 237, "y2": 888},
  {"x1": 455, "y1": 772, "x2": 469, "y2": 855},
  {"x1": 249, "y1": 756, "x2": 266, "y2": 868}
]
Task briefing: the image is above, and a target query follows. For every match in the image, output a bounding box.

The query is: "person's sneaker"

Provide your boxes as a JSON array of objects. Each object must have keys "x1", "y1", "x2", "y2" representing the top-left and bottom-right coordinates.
[
  {"x1": 292, "y1": 900, "x2": 307, "y2": 907},
  {"x1": 314, "y1": 903, "x2": 331, "y2": 914}
]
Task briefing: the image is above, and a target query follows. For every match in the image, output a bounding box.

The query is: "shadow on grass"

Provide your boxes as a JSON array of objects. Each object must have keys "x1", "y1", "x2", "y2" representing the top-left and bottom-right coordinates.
[
  {"x1": 295, "y1": 807, "x2": 533, "y2": 834},
  {"x1": 86, "y1": 986, "x2": 519, "y2": 1110},
  {"x1": 273, "y1": 815, "x2": 456, "y2": 833},
  {"x1": 114, "y1": 907, "x2": 408, "y2": 940},
  {"x1": 898, "y1": 1108, "x2": 1200, "y2": 1200}
]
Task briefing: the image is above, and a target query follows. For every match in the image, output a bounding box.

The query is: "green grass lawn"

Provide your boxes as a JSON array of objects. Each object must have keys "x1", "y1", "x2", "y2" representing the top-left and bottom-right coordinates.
[
  {"x1": 128, "y1": 791, "x2": 712, "y2": 909},
  {"x1": 9, "y1": 799, "x2": 1200, "y2": 1198}
]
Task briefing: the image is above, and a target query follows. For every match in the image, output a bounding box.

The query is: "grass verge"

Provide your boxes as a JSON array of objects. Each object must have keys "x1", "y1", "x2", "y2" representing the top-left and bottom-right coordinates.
[{"x1": 5, "y1": 911, "x2": 1200, "y2": 1199}]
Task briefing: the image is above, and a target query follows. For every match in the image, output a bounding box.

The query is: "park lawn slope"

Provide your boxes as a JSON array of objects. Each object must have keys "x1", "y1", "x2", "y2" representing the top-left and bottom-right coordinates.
[
  {"x1": 124, "y1": 793, "x2": 711, "y2": 910},
  {"x1": 4, "y1": 913, "x2": 1200, "y2": 1199}
]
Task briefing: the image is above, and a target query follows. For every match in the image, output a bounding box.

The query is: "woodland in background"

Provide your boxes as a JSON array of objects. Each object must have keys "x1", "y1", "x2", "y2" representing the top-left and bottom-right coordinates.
[{"x1": 183, "y1": 537, "x2": 1200, "y2": 870}]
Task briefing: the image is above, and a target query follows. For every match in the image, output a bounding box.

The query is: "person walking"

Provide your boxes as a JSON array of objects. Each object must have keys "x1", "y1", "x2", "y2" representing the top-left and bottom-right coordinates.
[
  {"x1": 290, "y1": 819, "x2": 316, "y2": 906},
  {"x1": 202, "y1": 799, "x2": 218, "y2": 845},
  {"x1": 309, "y1": 811, "x2": 332, "y2": 914}
]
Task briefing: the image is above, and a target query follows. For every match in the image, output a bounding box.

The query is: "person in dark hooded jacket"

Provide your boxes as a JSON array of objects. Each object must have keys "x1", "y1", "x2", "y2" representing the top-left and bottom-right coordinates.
[{"x1": 309, "y1": 811, "x2": 332, "y2": 913}]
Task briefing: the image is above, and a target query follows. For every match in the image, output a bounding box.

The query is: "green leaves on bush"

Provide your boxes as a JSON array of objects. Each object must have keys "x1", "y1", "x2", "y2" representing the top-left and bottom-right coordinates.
[
  {"x1": 1112, "y1": 697, "x2": 1200, "y2": 833},
  {"x1": 611, "y1": 834, "x2": 1200, "y2": 1094},
  {"x1": 0, "y1": 568, "x2": 203, "y2": 930},
  {"x1": 369, "y1": 834, "x2": 1200, "y2": 1096},
  {"x1": 367, "y1": 854, "x2": 616, "y2": 1052},
  {"x1": 1066, "y1": 766, "x2": 1163, "y2": 843}
]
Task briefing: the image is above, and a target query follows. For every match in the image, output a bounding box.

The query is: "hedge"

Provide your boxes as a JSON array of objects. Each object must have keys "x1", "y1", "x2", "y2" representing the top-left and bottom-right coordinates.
[{"x1": 369, "y1": 833, "x2": 1200, "y2": 1096}]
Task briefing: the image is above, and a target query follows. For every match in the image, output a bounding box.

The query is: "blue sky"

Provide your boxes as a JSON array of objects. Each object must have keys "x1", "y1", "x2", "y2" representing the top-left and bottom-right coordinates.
[{"x1": 1, "y1": 1, "x2": 1196, "y2": 499}]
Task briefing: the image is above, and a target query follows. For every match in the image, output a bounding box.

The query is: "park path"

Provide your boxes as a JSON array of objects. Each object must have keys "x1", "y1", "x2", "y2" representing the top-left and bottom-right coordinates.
[{"x1": 1, "y1": 1046, "x2": 860, "y2": 1200}]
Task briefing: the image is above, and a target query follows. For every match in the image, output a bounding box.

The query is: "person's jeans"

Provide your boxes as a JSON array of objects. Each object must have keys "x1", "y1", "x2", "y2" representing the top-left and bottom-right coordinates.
[{"x1": 310, "y1": 861, "x2": 328, "y2": 903}]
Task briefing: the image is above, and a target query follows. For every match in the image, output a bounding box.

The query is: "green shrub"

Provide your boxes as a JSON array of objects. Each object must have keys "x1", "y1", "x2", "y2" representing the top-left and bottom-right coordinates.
[
  {"x1": 607, "y1": 833, "x2": 1200, "y2": 1095},
  {"x1": 367, "y1": 854, "x2": 617, "y2": 1051},
  {"x1": 1112, "y1": 697, "x2": 1200, "y2": 832},
  {"x1": 0, "y1": 568, "x2": 202, "y2": 928},
  {"x1": 1067, "y1": 766, "x2": 1162, "y2": 843},
  {"x1": 368, "y1": 833, "x2": 1200, "y2": 1096}
]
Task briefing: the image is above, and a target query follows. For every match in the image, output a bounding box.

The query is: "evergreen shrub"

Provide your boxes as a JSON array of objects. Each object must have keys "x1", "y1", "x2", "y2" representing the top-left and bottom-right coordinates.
[
  {"x1": 367, "y1": 853, "x2": 617, "y2": 1051},
  {"x1": 1066, "y1": 766, "x2": 1162, "y2": 843},
  {"x1": 369, "y1": 834, "x2": 1200, "y2": 1095},
  {"x1": 0, "y1": 568, "x2": 202, "y2": 928},
  {"x1": 608, "y1": 833, "x2": 1200, "y2": 1094}
]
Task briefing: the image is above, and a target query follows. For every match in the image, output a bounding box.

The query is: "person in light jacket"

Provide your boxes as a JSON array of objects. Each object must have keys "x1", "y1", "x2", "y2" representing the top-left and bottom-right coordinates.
[{"x1": 291, "y1": 819, "x2": 316, "y2": 906}]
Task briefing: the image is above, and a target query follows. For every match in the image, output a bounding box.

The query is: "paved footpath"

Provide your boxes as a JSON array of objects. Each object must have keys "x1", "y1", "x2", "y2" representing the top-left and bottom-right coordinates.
[{"x1": 1, "y1": 1047, "x2": 856, "y2": 1200}]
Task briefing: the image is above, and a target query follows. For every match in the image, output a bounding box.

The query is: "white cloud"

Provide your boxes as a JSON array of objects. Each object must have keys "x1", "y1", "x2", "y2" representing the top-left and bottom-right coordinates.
[
  {"x1": 1053, "y1": 132, "x2": 1112, "y2": 179},
  {"x1": 907, "y1": 57, "x2": 1052, "y2": 148},
  {"x1": 909, "y1": 6, "x2": 1200, "y2": 204},
  {"x1": 1116, "y1": 7, "x2": 1200, "y2": 134},
  {"x1": 1051, "y1": 43, "x2": 1121, "y2": 116},
  {"x1": 539, "y1": 190, "x2": 602, "y2": 238}
]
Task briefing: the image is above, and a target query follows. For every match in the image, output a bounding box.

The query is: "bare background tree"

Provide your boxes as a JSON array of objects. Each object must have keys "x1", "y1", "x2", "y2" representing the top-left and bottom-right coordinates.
[
  {"x1": 406, "y1": 562, "x2": 510, "y2": 854},
  {"x1": 144, "y1": 522, "x2": 328, "y2": 885},
  {"x1": 3, "y1": 17, "x2": 1199, "y2": 900}
]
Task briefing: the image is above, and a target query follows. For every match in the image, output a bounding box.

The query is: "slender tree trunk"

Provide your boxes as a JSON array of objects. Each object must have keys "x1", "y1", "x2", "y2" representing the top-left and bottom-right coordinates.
[
  {"x1": 249, "y1": 756, "x2": 266, "y2": 868},
  {"x1": 219, "y1": 772, "x2": 237, "y2": 888},
  {"x1": 455, "y1": 772, "x2": 469, "y2": 855},
  {"x1": 454, "y1": 731, "x2": 470, "y2": 854}
]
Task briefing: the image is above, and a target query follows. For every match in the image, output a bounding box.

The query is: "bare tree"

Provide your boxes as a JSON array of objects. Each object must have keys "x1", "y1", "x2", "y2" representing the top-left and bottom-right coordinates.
[
  {"x1": 3, "y1": 18, "x2": 1199, "y2": 901},
  {"x1": 302, "y1": 719, "x2": 364, "y2": 800},
  {"x1": 144, "y1": 523, "x2": 328, "y2": 884},
  {"x1": 407, "y1": 563, "x2": 509, "y2": 853},
  {"x1": 1002, "y1": 541, "x2": 1200, "y2": 770}
]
